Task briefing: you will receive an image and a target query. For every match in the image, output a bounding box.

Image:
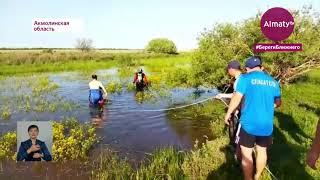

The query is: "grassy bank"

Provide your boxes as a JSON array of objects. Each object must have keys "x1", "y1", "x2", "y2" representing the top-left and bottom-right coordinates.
[
  {"x1": 0, "y1": 69, "x2": 319, "y2": 179},
  {"x1": 0, "y1": 51, "x2": 192, "y2": 76},
  {"x1": 0, "y1": 60, "x2": 117, "y2": 76},
  {"x1": 90, "y1": 69, "x2": 320, "y2": 180},
  {"x1": 268, "y1": 69, "x2": 320, "y2": 179},
  {"x1": 1, "y1": 49, "x2": 319, "y2": 179}
]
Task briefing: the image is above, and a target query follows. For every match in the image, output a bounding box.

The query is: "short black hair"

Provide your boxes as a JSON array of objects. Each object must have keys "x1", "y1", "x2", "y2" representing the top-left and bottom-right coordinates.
[
  {"x1": 92, "y1": 74, "x2": 98, "y2": 80},
  {"x1": 28, "y1": 125, "x2": 39, "y2": 132}
]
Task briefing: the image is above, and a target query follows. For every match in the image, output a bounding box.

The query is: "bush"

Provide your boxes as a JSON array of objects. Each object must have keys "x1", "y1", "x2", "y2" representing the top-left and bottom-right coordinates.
[
  {"x1": 115, "y1": 54, "x2": 136, "y2": 67},
  {"x1": 126, "y1": 82, "x2": 136, "y2": 92},
  {"x1": 52, "y1": 118, "x2": 97, "y2": 161},
  {"x1": 42, "y1": 49, "x2": 54, "y2": 54},
  {"x1": 75, "y1": 38, "x2": 94, "y2": 52},
  {"x1": 32, "y1": 76, "x2": 59, "y2": 96},
  {"x1": 0, "y1": 132, "x2": 17, "y2": 160},
  {"x1": 191, "y1": 6, "x2": 320, "y2": 87},
  {"x1": 1, "y1": 106, "x2": 11, "y2": 120},
  {"x1": 165, "y1": 68, "x2": 191, "y2": 87},
  {"x1": 145, "y1": 38, "x2": 177, "y2": 54},
  {"x1": 191, "y1": 23, "x2": 251, "y2": 88},
  {"x1": 106, "y1": 81, "x2": 122, "y2": 94}
]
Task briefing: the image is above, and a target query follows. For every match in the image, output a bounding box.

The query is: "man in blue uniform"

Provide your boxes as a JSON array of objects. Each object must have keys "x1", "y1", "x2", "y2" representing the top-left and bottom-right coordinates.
[{"x1": 224, "y1": 56, "x2": 281, "y2": 180}]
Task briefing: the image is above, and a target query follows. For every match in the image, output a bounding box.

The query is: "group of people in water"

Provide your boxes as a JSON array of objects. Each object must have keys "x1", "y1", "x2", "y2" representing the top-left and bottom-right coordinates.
[
  {"x1": 88, "y1": 68, "x2": 149, "y2": 110},
  {"x1": 16, "y1": 57, "x2": 320, "y2": 180}
]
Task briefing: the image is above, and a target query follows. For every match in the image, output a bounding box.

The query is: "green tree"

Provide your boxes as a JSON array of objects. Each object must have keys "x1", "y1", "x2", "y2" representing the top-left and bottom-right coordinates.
[
  {"x1": 191, "y1": 6, "x2": 320, "y2": 87},
  {"x1": 190, "y1": 23, "x2": 252, "y2": 87},
  {"x1": 145, "y1": 38, "x2": 177, "y2": 54}
]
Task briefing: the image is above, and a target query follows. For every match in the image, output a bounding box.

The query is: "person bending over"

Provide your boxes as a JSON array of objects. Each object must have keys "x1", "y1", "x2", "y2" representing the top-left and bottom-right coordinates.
[{"x1": 89, "y1": 74, "x2": 108, "y2": 108}]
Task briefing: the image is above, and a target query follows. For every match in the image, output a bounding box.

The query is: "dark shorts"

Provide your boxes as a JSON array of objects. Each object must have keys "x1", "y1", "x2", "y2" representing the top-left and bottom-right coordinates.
[
  {"x1": 238, "y1": 128, "x2": 272, "y2": 148},
  {"x1": 136, "y1": 82, "x2": 146, "y2": 91}
]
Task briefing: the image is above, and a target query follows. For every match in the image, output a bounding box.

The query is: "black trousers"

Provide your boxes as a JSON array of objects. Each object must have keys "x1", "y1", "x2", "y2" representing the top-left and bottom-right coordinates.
[{"x1": 136, "y1": 82, "x2": 146, "y2": 91}]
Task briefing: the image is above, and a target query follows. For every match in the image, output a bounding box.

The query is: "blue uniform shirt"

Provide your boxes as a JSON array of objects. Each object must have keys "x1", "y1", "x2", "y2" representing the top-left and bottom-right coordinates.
[{"x1": 235, "y1": 71, "x2": 281, "y2": 136}]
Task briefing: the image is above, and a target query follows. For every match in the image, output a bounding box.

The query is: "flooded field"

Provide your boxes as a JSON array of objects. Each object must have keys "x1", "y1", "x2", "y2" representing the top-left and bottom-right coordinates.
[{"x1": 0, "y1": 68, "x2": 218, "y2": 164}]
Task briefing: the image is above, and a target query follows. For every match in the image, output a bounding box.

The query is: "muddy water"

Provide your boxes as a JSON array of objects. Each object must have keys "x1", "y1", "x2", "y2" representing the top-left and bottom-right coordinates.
[{"x1": 0, "y1": 69, "x2": 218, "y2": 178}]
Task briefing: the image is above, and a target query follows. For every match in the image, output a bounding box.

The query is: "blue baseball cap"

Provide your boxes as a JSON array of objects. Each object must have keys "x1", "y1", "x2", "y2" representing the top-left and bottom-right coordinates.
[
  {"x1": 245, "y1": 56, "x2": 262, "y2": 69},
  {"x1": 226, "y1": 60, "x2": 241, "y2": 70}
]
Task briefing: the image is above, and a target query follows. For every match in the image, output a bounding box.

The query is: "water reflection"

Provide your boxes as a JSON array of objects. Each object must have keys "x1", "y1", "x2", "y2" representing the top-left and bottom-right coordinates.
[
  {"x1": 0, "y1": 71, "x2": 218, "y2": 160},
  {"x1": 166, "y1": 106, "x2": 214, "y2": 148},
  {"x1": 90, "y1": 106, "x2": 107, "y2": 128}
]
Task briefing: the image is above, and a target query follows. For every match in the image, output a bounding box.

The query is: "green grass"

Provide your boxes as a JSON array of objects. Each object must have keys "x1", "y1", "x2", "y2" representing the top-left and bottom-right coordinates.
[
  {"x1": 0, "y1": 60, "x2": 117, "y2": 76},
  {"x1": 1, "y1": 49, "x2": 319, "y2": 179},
  {"x1": 106, "y1": 81, "x2": 123, "y2": 94},
  {"x1": 1, "y1": 106, "x2": 11, "y2": 120},
  {"x1": 91, "y1": 149, "x2": 134, "y2": 180},
  {"x1": 0, "y1": 69, "x2": 319, "y2": 179},
  {"x1": 0, "y1": 132, "x2": 16, "y2": 161},
  {"x1": 0, "y1": 52, "x2": 192, "y2": 76},
  {"x1": 0, "y1": 75, "x2": 78, "y2": 115},
  {"x1": 268, "y1": 69, "x2": 320, "y2": 179},
  {"x1": 90, "y1": 69, "x2": 320, "y2": 180},
  {"x1": 138, "y1": 53, "x2": 191, "y2": 72},
  {"x1": 91, "y1": 147, "x2": 185, "y2": 180}
]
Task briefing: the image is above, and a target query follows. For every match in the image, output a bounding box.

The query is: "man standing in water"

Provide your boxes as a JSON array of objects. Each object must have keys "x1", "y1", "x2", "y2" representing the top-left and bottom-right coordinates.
[
  {"x1": 224, "y1": 56, "x2": 281, "y2": 180},
  {"x1": 17, "y1": 125, "x2": 52, "y2": 161},
  {"x1": 133, "y1": 69, "x2": 149, "y2": 91},
  {"x1": 89, "y1": 74, "x2": 108, "y2": 108}
]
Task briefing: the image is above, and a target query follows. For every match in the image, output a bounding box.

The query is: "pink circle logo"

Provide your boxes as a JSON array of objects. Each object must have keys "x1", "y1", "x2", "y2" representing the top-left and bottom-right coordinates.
[{"x1": 260, "y1": 7, "x2": 294, "y2": 41}]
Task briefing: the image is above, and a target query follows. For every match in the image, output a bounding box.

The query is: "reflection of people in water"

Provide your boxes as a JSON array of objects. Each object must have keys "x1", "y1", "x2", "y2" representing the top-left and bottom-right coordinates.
[
  {"x1": 133, "y1": 69, "x2": 148, "y2": 91},
  {"x1": 90, "y1": 106, "x2": 107, "y2": 128},
  {"x1": 17, "y1": 125, "x2": 52, "y2": 161}
]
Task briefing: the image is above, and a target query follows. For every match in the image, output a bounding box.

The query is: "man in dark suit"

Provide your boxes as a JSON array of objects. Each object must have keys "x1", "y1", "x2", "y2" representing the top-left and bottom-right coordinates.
[{"x1": 17, "y1": 125, "x2": 52, "y2": 161}]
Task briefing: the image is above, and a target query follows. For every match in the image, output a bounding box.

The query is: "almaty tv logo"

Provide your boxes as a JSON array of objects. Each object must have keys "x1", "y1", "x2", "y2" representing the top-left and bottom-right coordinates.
[{"x1": 254, "y1": 7, "x2": 302, "y2": 52}]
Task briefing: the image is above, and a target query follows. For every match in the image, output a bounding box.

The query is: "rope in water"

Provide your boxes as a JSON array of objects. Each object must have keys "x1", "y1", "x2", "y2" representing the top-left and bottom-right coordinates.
[
  {"x1": 107, "y1": 90, "x2": 278, "y2": 179},
  {"x1": 108, "y1": 96, "x2": 220, "y2": 112}
]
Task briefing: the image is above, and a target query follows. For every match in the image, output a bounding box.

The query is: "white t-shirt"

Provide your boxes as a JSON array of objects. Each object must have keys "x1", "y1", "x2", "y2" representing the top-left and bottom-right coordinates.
[{"x1": 89, "y1": 80, "x2": 107, "y2": 94}]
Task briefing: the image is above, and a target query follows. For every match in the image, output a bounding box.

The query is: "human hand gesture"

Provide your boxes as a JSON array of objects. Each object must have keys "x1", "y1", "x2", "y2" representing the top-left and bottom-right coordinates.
[
  {"x1": 27, "y1": 144, "x2": 40, "y2": 154},
  {"x1": 33, "y1": 153, "x2": 43, "y2": 159}
]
